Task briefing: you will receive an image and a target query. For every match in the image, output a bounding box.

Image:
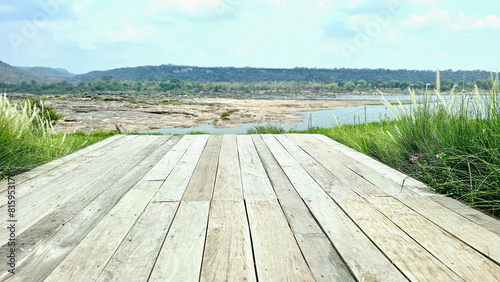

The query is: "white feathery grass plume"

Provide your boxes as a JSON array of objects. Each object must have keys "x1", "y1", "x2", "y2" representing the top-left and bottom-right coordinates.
[{"x1": 382, "y1": 97, "x2": 401, "y2": 120}]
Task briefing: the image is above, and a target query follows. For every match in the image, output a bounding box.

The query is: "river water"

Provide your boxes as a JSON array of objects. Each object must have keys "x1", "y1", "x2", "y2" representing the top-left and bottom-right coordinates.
[{"x1": 140, "y1": 94, "x2": 478, "y2": 134}]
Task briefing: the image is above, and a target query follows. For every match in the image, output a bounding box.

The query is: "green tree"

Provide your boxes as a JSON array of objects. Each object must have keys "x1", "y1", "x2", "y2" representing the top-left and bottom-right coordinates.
[
  {"x1": 344, "y1": 81, "x2": 356, "y2": 91},
  {"x1": 102, "y1": 75, "x2": 113, "y2": 83},
  {"x1": 357, "y1": 79, "x2": 367, "y2": 89},
  {"x1": 440, "y1": 79, "x2": 454, "y2": 92},
  {"x1": 400, "y1": 80, "x2": 410, "y2": 90}
]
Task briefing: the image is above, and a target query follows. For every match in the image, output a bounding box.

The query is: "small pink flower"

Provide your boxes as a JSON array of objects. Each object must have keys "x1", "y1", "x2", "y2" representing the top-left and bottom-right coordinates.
[
  {"x1": 436, "y1": 152, "x2": 445, "y2": 159},
  {"x1": 411, "y1": 155, "x2": 419, "y2": 162}
]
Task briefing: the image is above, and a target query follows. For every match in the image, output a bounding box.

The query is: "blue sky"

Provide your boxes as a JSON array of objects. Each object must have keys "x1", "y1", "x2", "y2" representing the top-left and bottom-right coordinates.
[{"x1": 1, "y1": 0, "x2": 499, "y2": 74}]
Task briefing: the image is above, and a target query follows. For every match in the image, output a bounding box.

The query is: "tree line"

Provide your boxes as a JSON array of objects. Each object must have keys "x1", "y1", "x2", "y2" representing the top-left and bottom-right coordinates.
[{"x1": 1, "y1": 75, "x2": 496, "y2": 96}]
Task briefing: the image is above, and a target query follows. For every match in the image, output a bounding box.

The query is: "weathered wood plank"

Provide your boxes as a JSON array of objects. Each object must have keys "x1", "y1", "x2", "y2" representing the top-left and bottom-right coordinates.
[
  {"x1": 430, "y1": 195, "x2": 500, "y2": 236},
  {"x1": 303, "y1": 196, "x2": 407, "y2": 281},
  {"x1": 288, "y1": 133, "x2": 413, "y2": 197},
  {"x1": 143, "y1": 135, "x2": 196, "y2": 181},
  {"x1": 395, "y1": 194, "x2": 500, "y2": 265},
  {"x1": 96, "y1": 201, "x2": 180, "y2": 282},
  {"x1": 260, "y1": 134, "x2": 331, "y2": 199},
  {"x1": 313, "y1": 134, "x2": 435, "y2": 195},
  {"x1": 0, "y1": 134, "x2": 131, "y2": 208},
  {"x1": 0, "y1": 134, "x2": 125, "y2": 189},
  {"x1": 338, "y1": 197, "x2": 461, "y2": 281},
  {"x1": 367, "y1": 196, "x2": 500, "y2": 281},
  {"x1": 182, "y1": 135, "x2": 222, "y2": 201},
  {"x1": 0, "y1": 135, "x2": 172, "y2": 265},
  {"x1": 0, "y1": 137, "x2": 179, "y2": 281},
  {"x1": 153, "y1": 135, "x2": 209, "y2": 202},
  {"x1": 237, "y1": 135, "x2": 276, "y2": 199},
  {"x1": 200, "y1": 200, "x2": 255, "y2": 282},
  {"x1": 251, "y1": 135, "x2": 323, "y2": 234},
  {"x1": 0, "y1": 135, "x2": 158, "y2": 237},
  {"x1": 149, "y1": 201, "x2": 210, "y2": 281},
  {"x1": 44, "y1": 180, "x2": 164, "y2": 281},
  {"x1": 246, "y1": 198, "x2": 315, "y2": 281},
  {"x1": 295, "y1": 233, "x2": 355, "y2": 282},
  {"x1": 287, "y1": 134, "x2": 389, "y2": 197},
  {"x1": 275, "y1": 134, "x2": 358, "y2": 198},
  {"x1": 213, "y1": 135, "x2": 243, "y2": 200},
  {"x1": 1, "y1": 134, "x2": 137, "y2": 215}
]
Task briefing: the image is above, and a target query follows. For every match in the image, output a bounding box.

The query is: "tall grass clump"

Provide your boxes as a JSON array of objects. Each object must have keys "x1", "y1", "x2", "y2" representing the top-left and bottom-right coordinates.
[
  {"x1": 247, "y1": 124, "x2": 285, "y2": 134},
  {"x1": 0, "y1": 94, "x2": 114, "y2": 179},
  {"x1": 324, "y1": 71, "x2": 500, "y2": 216}
]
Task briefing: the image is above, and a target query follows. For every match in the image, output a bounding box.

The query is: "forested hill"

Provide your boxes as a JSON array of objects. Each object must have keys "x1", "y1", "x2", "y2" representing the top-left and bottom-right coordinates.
[
  {"x1": 0, "y1": 59, "x2": 493, "y2": 84},
  {"x1": 0, "y1": 61, "x2": 72, "y2": 83},
  {"x1": 74, "y1": 65, "x2": 491, "y2": 84}
]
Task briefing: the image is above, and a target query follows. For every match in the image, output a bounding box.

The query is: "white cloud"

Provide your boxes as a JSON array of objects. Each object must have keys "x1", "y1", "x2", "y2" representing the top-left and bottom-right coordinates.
[
  {"x1": 408, "y1": 0, "x2": 438, "y2": 4},
  {"x1": 143, "y1": 0, "x2": 230, "y2": 17},
  {"x1": 401, "y1": 7, "x2": 450, "y2": 29},
  {"x1": 73, "y1": 0, "x2": 94, "y2": 14},
  {"x1": 265, "y1": 0, "x2": 287, "y2": 10},
  {"x1": 54, "y1": 23, "x2": 154, "y2": 50},
  {"x1": 454, "y1": 13, "x2": 500, "y2": 30},
  {"x1": 345, "y1": 0, "x2": 367, "y2": 10}
]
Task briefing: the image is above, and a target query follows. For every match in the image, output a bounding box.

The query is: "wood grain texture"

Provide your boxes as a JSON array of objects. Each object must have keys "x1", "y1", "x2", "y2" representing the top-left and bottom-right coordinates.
[
  {"x1": 0, "y1": 138, "x2": 178, "y2": 281},
  {"x1": 96, "y1": 201, "x2": 180, "y2": 282},
  {"x1": 213, "y1": 135, "x2": 243, "y2": 200},
  {"x1": 183, "y1": 135, "x2": 222, "y2": 201},
  {"x1": 338, "y1": 197, "x2": 461, "y2": 281},
  {"x1": 44, "y1": 180, "x2": 164, "y2": 281},
  {"x1": 0, "y1": 134, "x2": 132, "y2": 209},
  {"x1": 287, "y1": 134, "x2": 388, "y2": 197},
  {"x1": 0, "y1": 136, "x2": 171, "y2": 266},
  {"x1": 237, "y1": 135, "x2": 276, "y2": 199},
  {"x1": 149, "y1": 201, "x2": 210, "y2": 282},
  {"x1": 143, "y1": 135, "x2": 196, "y2": 181},
  {"x1": 260, "y1": 134, "x2": 331, "y2": 199},
  {"x1": 312, "y1": 134, "x2": 435, "y2": 195},
  {"x1": 295, "y1": 233, "x2": 355, "y2": 282},
  {"x1": 367, "y1": 196, "x2": 500, "y2": 281},
  {"x1": 246, "y1": 198, "x2": 315, "y2": 281},
  {"x1": 252, "y1": 135, "x2": 323, "y2": 234},
  {"x1": 1, "y1": 135, "x2": 158, "y2": 238},
  {"x1": 200, "y1": 200, "x2": 255, "y2": 282},
  {"x1": 395, "y1": 194, "x2": 500, "y2": 265},
  {"x1": 430, "y1": 195, "x2": 500, "y2": 236},
  {"x1": 0, "y1": 134, "x2": 125, "y2": 189},
  {"x1": 4, "y1": 134, "x2": 498, "y2": 281},
  {"x1": 275, "y1": 134, "x2": 358, "y2": 198},
  {"x1": 303, "y1": 196, "x2": 407, "y2": 281},
  {"x1": 288, "y1": 133, "x2": 413, "y2": 197},
  {"x1": 153, "y1": 135, "x2": 209, "y2": 201}
]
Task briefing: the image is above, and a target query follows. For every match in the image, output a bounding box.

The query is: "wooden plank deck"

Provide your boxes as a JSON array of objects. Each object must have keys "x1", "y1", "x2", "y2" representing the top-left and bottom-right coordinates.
[{"x1": 2, "y1": 134, "x2": 500, "y2": 281}]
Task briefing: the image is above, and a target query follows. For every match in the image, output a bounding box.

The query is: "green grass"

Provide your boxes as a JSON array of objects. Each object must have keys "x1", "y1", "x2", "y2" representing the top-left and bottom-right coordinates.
[
  {"x1": 313, "y1": 72, "x2": 500, "y2": 216},
  {"x1": 247, "y1": 124, "x2": 285, "y2": 134},
  {"x1": 0, "y1": 94, "x2": 115, "y2": 180},
  {"x1": 161, "y1": 99, "x2": 198, "y2": 106},
  {"x1": 221, "y1": 109, "x2": 237, "y2": 119}
]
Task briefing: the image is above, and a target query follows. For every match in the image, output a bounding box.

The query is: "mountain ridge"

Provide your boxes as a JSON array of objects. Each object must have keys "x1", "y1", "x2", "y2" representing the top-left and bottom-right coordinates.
[{"x1": 1, "y1": 59, "x2": 494, "y2": 84}]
